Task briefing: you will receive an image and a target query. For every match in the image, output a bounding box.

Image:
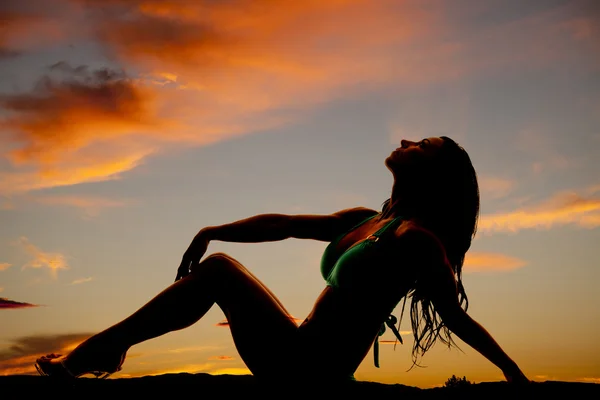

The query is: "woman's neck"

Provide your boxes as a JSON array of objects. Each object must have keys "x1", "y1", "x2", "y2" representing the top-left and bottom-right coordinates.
[{"x1": 384, "y1": 182, "x2": 432, "y2": 224}]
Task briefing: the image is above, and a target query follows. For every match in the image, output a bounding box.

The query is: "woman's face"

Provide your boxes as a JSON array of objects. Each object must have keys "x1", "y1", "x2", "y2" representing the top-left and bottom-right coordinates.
[{"x1": 385, "y1": 137, "x2": 445, "y2": 175}]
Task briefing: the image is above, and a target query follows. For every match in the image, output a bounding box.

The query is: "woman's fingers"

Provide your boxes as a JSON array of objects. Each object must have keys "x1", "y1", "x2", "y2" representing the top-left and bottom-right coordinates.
[
  {"x1": 175, "y1": 234, "x2": 209, "y2": 281},
  {"x1": 175, "y1": 258, "x2": 191, "y2": 282}
]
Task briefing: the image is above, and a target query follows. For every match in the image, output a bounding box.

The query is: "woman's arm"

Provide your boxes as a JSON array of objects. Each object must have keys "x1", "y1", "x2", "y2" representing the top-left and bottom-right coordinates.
[
  {"x1": 200, "y1": 207, "x2": 378, "y2": 243},
  {"x1": 175, "y1": 207, "x2": 379, "y2": 280},
  {"x1": 439, "y1": 306, "x2": 528, "y2": 383},
  {"x1": 400, "y1": 228, "x2": 528, "y2": 383}
]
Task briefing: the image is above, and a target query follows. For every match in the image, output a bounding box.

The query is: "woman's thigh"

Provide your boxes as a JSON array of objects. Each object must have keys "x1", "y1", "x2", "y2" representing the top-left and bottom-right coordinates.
[{"x1": 190, "y1": 253, "x2": 302, "y2": 376}]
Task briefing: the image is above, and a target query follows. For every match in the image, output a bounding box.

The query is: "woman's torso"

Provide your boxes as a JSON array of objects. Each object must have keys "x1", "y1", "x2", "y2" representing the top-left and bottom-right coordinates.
[{"x1": 297, "y1": 213, "x2": 419, "y2": 377}]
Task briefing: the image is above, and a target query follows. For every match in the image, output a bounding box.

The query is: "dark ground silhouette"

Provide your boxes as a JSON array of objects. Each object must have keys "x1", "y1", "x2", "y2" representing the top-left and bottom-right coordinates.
[{"x1": 1, "y1": 373, "x2": 599, "y2": 399}]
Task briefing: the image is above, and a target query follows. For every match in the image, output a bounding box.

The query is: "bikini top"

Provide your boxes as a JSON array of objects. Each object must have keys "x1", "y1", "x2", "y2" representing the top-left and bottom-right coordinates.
[{"x1": 320, "y1": 214, "x2": 405, "y2": 368}]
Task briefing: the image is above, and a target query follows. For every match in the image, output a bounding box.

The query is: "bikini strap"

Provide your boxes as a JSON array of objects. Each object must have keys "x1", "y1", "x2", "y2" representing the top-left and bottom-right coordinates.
[
  {"x1": 367, "y1": 216, "x2": 404, "y2": 241},
  {"x1": 373, "y1": 314, "x2": 404, "y2": 368}
]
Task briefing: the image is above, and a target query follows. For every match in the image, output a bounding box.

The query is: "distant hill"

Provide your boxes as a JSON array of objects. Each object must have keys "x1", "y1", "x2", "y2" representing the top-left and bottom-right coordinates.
[{"x1": 1, "y1": 373, "x2": 599, "y2": 399}]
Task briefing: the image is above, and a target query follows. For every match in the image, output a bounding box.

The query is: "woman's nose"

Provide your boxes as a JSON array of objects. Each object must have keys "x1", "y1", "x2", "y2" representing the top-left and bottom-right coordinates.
[{"x1": 401, "y1": 140, "x2": 413, "y2": 148}]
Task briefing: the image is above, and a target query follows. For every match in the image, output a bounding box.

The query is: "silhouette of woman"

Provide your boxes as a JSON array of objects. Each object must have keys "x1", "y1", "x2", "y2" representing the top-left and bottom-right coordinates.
[{"x1": 36, "y1": 136, "x2": 529, "y2": 383}]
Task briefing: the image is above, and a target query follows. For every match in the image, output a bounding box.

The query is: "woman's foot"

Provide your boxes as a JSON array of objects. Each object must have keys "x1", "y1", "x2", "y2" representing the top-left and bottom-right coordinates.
[{"x1": 35, "y1": 349, "x2": 126, "y2": 379}]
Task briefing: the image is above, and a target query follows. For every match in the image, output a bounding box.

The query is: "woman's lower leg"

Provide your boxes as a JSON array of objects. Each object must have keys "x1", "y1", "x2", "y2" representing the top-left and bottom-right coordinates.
[{"x1": 62, "y1": 262, "x2": 219, "y2": 374}]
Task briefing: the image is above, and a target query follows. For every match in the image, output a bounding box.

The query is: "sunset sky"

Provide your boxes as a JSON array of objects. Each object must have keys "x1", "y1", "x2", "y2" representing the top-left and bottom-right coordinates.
[{"x1": 1, "y1": 0, "x2": 599, "y2": 388}]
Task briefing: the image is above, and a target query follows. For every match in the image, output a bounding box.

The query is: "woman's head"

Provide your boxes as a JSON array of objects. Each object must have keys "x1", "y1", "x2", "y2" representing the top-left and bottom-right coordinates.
[{"x1": 384, "y1": 136, "x2": 479, "y2": 273}]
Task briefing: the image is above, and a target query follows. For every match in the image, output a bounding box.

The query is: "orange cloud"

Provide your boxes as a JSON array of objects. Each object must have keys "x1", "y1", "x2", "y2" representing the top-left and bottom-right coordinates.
[
  {"x1": 479, "y1": 190, "x2": 600, "y2": 234},
  {"x1": 0, "y1": 63, "x2": 165, "y2": 193},
  {"x1": 463, "y1": 252, "x2": 527, "y2": 273},
  {"x1": 16, "y1": 236, "x2": 68, "y2": 278},
  {"x1": 67, "y1": 0, "x2": 446, "y2": 131},
  {"x1": 0, "y1": 332, "x2": 93, "y2": 375},
  {"x1": 3, "y1": 0, "x2": 593, "y2": 196},
  {"x1": 0, "y1": 263, "x2": 11, "y2": 271},
  {"x1": 0, "y1": 147, "x2": 153, "y2": 194},
  {"x1": 2, "y1": 64, "x2": 161, "y2": 166}
]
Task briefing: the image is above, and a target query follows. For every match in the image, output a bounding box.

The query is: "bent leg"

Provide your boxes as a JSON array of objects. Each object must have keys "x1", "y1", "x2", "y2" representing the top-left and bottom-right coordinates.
[
  {"x1": 59, "y1": 252, "x2": 300, "y2": 377},
  {"x1": 196, "y1": 253, "x2": 301, "y2": 376}
]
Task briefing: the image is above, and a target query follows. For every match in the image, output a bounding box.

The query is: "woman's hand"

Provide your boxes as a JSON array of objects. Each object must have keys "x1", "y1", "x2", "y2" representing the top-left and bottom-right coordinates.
[
  {"x1": 503, "y1": 366, "x2": 530, "y2": 384},
  {"x1": 175, "y1": 230, "x2": 210, "y2": 282}
]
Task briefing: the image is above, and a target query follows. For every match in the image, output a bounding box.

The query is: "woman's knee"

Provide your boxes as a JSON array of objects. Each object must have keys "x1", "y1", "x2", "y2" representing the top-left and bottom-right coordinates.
[{"x1": 189, "y1": 252, "x2": 238, "y2": 275}]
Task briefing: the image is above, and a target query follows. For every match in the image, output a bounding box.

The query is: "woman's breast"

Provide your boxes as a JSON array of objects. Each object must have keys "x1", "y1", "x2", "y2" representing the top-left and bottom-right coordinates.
[{"x1": 327, "y1": 238, "x2": 392, "y2": 290}]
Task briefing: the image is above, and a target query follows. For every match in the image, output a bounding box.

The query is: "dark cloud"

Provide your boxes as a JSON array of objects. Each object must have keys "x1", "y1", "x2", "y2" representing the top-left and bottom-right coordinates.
[
  {"x1": 0, "y1": 332, "x2": 93, "y2": 375},
  {"x1": 94, "y1": 11, "x2": 222, "y2": 66},
  {"x1": 0, "y1": 9, "x2": 29, "y2": 58},
  {"x1": 0, "y1": 297, "x2": 38, "y2": 309},
  {"x1": 0, "y1": 3, "x2": 64, "y2": 59},
  {"x1": 0, "y1": 63, "x2": 152, "y2": 165},
  {"x1": 0, "y1": 48, "x2": 21, "y2": 59}
]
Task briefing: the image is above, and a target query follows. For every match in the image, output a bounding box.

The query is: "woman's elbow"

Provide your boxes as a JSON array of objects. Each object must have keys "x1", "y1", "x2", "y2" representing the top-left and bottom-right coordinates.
[{"x1": 439, "y1": 303, "x2": 468, "y2": 332}]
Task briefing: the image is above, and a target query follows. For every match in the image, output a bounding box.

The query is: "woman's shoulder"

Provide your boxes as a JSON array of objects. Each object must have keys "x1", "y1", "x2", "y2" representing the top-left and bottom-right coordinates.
[{"x1": 391, "y1": 222, "x2": 447, "y2": 261}]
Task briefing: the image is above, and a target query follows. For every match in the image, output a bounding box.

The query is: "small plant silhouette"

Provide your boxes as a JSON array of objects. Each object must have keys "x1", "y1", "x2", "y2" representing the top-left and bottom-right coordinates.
[{"x1": 444, "y1": 375, "x2": 472, "y2": 388}]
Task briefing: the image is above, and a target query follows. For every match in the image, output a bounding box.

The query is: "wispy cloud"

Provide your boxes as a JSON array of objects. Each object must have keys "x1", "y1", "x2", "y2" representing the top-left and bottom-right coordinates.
[
  {"x1": 35, "y1": 195, "x2": 132, "y2": 217},
  {"x1": 16, "y1": 237, "x2": 68, "y2": 278},
  {"x1": 117, "y1": 363, "x2": 214, "y2": 378},
  {"x1": 167, "y1": 346, "x2": 216, "y2": 354},
  {"x1": 478, "y1": 177, "x2": 516, "y2": 201},
  {"x1": 577, "y1": 377, "x2": 600, "y2": 384},
  {"x1": 0, "y1": 332, "x2": 94, "y2": 375},
  {"x1": 216, "y1": 316, "x2": 303, "y2": 327},
  {"x1": 0, "y1": 149, "x2": 154, "y2": 194},
  {"x1": 534, "y1": 375, "x2": 600, "y2": 384},
  {"x1": 70, "y1": 277, "x2": 94, "y2": 285},
  {"x1": 0, "y1": 297, "x2": 38, "y2": 309},
  {"x1": 0, "y1": 263, "x2": 11, "y2": 271},
  {"x1": 208, "y1": 355, "x2": 235, "y2": 361},
  {"x1": 463, "y1": 252, "x2": 527, "y2": 273},
  {"x1": 479, "y1": 190, "x2": 600, "y2": 234},
  {"x1": 586, "y1": 184, "x2": 600, "y2": 195},
  {"x1": 211, "y1": 367, "x2": 251, "y2": 376},
  {"x1": 379, "y1": 331, "x2": 412, "y2": 343},
  {"x1": 516, "y1": 128, "x2": 573, "y2": 175}
]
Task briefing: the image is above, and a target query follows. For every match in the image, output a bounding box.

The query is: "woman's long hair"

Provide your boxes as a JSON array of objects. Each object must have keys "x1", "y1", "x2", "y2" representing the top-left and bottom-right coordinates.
[{"x1": 382, "y1": 136, "x2": 480, "y2": 367}]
